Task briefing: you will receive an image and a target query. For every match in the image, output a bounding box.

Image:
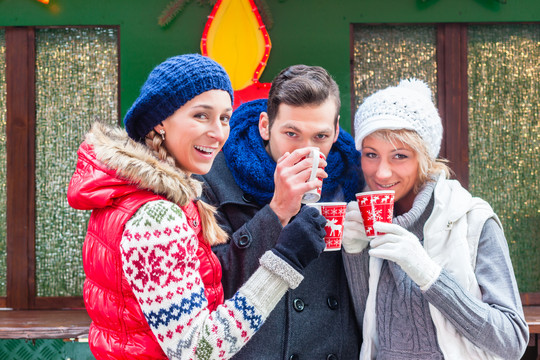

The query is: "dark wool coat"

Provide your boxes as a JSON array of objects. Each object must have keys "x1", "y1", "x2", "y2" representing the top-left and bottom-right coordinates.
[{"x1": 198, "y1": 152, "x2": 361, "y2": 360}]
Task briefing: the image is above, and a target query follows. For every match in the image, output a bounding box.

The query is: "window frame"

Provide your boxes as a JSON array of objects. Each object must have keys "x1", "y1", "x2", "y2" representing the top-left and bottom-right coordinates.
[{"x1": 2, "y1": 26, "x2": 120, "y2": 310}]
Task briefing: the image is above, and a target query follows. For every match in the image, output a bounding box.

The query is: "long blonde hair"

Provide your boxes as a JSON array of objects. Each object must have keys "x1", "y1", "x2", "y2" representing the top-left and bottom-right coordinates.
[
  {"x1": 368, "y1": 129, "x2": 452, "y2": 193},
  {"x1": 145, "y1": 130, "x2": 228, "y2": 245}
]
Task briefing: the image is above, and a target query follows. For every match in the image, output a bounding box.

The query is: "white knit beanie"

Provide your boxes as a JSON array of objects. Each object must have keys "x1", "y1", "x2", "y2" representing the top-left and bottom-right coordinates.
[{"x1": 354, "y1": 78, "x2": 443, "y2": 159}]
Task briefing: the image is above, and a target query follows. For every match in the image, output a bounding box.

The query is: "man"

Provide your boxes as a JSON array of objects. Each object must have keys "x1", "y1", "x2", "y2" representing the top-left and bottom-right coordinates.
[{"x1": 198, "y1": 65, "x2": 364, "y2": 359}]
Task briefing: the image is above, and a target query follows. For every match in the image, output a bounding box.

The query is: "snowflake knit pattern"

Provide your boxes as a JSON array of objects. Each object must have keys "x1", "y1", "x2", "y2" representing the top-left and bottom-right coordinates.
[{"x1": 121, "y1": 200, "x2": 263, "y2": 359}]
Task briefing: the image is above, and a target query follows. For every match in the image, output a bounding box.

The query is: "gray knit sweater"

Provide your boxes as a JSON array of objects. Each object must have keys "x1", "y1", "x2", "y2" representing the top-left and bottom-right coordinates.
[{"x1": 343, "y1": 181, "x2": 528, "y2": 359}]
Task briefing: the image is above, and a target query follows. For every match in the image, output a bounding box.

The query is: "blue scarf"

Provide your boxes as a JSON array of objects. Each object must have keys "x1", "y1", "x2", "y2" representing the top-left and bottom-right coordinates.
[{"x1": 223, "y1": 99, "x2": 364, "y2": 206}]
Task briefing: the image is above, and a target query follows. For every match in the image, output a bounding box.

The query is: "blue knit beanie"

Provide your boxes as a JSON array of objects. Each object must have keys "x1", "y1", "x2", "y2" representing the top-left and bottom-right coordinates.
[{"x1": 123, "y1": 54, "x2": 234, "y2": 142}]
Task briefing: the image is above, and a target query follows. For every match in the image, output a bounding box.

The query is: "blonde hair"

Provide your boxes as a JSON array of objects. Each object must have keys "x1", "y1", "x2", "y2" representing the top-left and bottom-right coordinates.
[
  {"x1": 368, "y1": 129, "x2": 452, "y2": 193},
  {"x1": 145, "y1": 130, "x2": 228, "y2": 245}
]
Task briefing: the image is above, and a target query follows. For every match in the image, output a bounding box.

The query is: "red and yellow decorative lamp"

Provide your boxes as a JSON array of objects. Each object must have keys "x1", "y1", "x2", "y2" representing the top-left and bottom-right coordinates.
[{"x1": 201, "y1": 0, "x2": 272, "y2": 109}]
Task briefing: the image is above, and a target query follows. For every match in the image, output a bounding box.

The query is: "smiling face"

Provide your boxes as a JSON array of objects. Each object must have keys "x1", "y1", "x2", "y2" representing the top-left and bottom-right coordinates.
[
  {"x1": 259, "y1": 98, "x2": 340, "y2": 161},
  {"x1": 361, "y1": 133, "x2": 420, "y2": 214},
  {"x1": 154, "y1": 89, "x2": 232, "y2": 176}
]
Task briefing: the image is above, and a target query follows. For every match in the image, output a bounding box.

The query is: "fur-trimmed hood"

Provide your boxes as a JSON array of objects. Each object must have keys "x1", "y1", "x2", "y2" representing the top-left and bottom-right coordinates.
[{"x1": 68, "y1": 122, "x2": 201, "y2": 210}]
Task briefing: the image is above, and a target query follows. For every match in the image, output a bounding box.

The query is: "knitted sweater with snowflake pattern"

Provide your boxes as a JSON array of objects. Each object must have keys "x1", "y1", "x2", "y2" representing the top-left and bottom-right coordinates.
[{"x1": 122, "y1": 199, "x2": 294, "y2": 359}]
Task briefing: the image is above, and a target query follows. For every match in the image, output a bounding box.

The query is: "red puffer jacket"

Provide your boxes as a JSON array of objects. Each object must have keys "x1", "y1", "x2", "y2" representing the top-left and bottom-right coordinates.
[{"x1": 68, "y1": 137, "x2": 224, "y2": 359}]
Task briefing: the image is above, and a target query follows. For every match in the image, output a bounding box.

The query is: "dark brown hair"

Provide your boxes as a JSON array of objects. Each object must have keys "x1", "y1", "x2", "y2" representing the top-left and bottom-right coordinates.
[{"x1": 266, "y1": 65, "x2": 340, "y2": 128}]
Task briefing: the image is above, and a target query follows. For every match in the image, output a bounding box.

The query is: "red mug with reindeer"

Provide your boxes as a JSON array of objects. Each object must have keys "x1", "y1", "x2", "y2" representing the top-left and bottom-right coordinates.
[
  {"x1": 306, "y1": 202, "x2": 347, "y2": 251},
  {"x1": 356, "y1": 190, "x2": 395, "y2": 238}
]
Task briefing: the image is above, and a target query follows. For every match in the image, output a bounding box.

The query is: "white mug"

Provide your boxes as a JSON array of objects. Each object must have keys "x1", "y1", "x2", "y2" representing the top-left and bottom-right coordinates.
[{"x1": 301, "y1": 148, "x2": 325, "y2": 204}]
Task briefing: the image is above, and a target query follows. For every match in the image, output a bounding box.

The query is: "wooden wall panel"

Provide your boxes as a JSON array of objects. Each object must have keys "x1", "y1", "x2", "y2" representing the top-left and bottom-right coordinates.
[{"x1": 5, "y1": 27, "x2": 36, "y2": 310}]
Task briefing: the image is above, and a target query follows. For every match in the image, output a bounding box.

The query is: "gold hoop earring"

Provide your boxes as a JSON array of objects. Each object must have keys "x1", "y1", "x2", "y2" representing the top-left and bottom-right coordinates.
[{"x1": 159, "y1": 129, "x2": 165, "y2": 141}]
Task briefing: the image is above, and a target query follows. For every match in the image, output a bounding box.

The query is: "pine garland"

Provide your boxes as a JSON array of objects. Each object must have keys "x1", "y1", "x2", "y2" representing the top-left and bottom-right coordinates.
[{"x1": 158, "y1": 0, "x2": 191, "y2": 27}]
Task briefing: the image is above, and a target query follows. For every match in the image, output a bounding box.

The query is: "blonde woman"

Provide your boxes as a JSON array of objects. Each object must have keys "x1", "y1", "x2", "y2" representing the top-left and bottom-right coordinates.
[{"x1": 342, "y1": 79, "x2": 528, "y2": 359}]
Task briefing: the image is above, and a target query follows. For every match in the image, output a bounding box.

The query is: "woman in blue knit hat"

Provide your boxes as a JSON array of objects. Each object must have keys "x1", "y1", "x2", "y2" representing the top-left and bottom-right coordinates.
[{"x1": 67, "y1": 54, "x2": 326, "y2": 359}]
